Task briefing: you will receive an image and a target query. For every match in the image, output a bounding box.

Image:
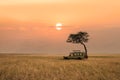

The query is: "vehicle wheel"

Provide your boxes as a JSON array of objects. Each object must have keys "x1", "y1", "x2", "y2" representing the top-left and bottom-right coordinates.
[
  {"x1": 78, "y1": 57, "x2": 82, "y2": 60},
  {"x1": 64, "y1": 57, "x2": 68, "y2": 59}
]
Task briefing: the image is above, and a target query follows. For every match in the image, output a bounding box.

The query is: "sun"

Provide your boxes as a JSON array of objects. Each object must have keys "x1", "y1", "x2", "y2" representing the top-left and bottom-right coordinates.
[{"x1": 56, "y1": 23, "x2": 62, "y2": 30}]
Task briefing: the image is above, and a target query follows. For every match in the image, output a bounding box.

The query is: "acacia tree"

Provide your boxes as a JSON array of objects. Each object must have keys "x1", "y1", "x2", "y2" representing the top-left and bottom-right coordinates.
[{"x1": 66, "y1": 31, "x2": 89, "y2": 58}]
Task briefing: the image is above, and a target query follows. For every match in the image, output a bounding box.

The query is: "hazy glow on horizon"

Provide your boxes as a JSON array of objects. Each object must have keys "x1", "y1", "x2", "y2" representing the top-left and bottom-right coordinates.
[{"x1": 0, "y1": 0, "x2": 120, "y2": 53}]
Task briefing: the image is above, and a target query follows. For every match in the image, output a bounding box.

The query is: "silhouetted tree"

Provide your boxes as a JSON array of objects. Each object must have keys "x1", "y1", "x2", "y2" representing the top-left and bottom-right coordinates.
[{"x1": 66, "y1": 31, "x2": 89, "y2": 58}]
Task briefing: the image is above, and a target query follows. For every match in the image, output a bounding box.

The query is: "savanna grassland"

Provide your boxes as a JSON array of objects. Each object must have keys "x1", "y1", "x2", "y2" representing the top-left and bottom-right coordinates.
[{"x1": 0, "y1": 54, "x2": 120, "y2": 80}]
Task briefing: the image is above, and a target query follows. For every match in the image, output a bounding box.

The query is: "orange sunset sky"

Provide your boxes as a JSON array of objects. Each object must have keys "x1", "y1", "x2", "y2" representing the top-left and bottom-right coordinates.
[{"x1": 0, "y1": 0, "x2": 120, "y2": 54}]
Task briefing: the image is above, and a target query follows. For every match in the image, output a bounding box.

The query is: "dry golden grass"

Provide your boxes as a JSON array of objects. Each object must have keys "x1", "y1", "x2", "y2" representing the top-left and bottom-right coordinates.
[{"x1": 0, "y1": 54, "x2": 120, "y2": 80}]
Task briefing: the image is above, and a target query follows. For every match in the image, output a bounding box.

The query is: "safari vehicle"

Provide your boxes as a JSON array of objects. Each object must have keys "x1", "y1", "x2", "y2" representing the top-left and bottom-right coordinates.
[{"x1": 63, "y1": 50, "x2": 85, "y2": 60}]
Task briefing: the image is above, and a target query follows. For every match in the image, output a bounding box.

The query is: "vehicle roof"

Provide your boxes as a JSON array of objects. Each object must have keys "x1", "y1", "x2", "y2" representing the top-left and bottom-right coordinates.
[{"x1": 73, "y1": 50, "x2": 81, "y2": 51}]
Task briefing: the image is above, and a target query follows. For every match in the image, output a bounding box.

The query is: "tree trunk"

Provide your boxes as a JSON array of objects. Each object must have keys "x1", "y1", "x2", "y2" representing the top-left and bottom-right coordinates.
[{"x1": 81, "y1": 43, "x2": 88, "y2": 59}]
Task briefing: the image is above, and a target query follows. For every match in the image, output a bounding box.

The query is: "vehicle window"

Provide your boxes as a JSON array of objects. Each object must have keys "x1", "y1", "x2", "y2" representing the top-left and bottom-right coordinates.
[
  {"x1": 77, "y1": 53, "x2": 79, "y2": 56},
  {"x1": 79, "y1": 53, "x2": 81, "y2": 56},
  {"x1": 81, "y1": 53, "x2": 83, "y2": 56},
  {"x1": 73, "y1": 53, "x2": 75, "y2": 56}
]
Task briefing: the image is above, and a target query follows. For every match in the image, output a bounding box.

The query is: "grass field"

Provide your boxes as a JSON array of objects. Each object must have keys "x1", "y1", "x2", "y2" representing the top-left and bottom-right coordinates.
[{"x1": 0, "y1": 54, "x2": 120, "y2": 80}]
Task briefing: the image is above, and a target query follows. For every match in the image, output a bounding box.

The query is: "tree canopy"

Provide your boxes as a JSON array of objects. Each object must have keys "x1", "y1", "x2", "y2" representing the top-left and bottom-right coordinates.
[{"x1": 67, "y1": 31, "x2": 89, "y2": 44}]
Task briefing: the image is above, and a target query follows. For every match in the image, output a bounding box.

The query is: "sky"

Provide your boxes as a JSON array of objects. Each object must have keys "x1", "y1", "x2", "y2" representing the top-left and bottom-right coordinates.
[{"x1": 0, "y1": 0, "x2": 120, "y2": 54}]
